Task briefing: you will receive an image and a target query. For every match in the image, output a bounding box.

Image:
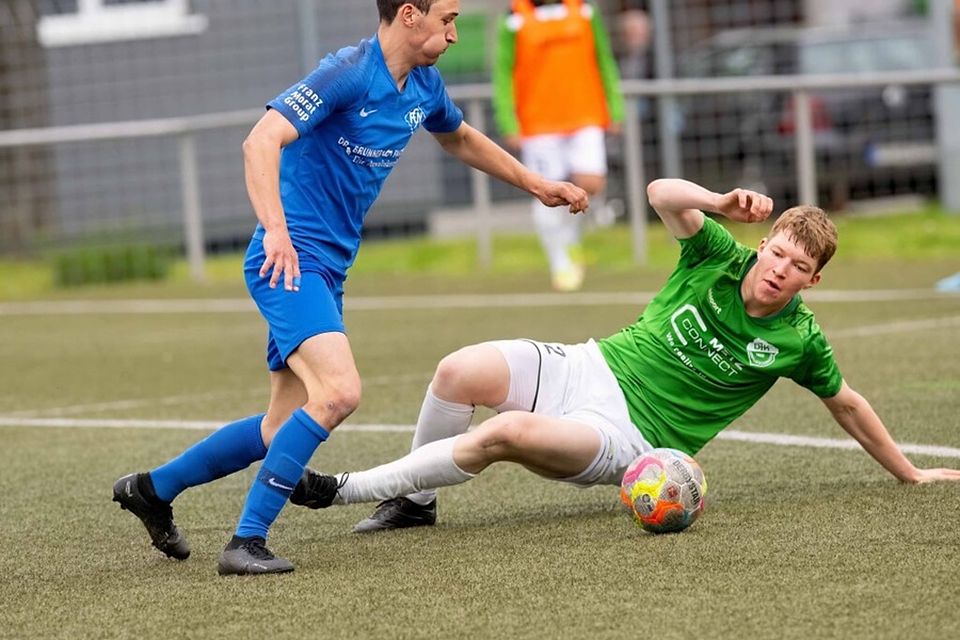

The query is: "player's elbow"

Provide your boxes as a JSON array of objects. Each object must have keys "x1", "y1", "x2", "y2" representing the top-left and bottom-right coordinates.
[
  {"x1": 823, "y1": 384, "x2": 865, "y2": 418},
  {"x1": 825, "y1": 396, "x2": 859, "y2": 424},
  {"x1": 242, "y1": 131, "x2": 270, "y2": 161},
  {"x1": 646, "y1": 179, "x2": 671, "y2": 209},
  {"x1": 435, "y1": 133, "x2": 464, "y2": 156},
  {"x1": 243, "y1": 122, "x2": 289, "y2": 162},
  {"x1": 434, "y1": 123, "x2": 470, "y2": 155}
]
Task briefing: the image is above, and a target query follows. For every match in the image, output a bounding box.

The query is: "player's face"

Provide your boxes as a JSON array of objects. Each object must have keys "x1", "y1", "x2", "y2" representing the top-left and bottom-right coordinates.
[
  {"x1": 409, "y1": 0, "x2": 459, "y2": 65},
  {"x1": 750, "y1": 232, "x2": 821, "y2": 308}
]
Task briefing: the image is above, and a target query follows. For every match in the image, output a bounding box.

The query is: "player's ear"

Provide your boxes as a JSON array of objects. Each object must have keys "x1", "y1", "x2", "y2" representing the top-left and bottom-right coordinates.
[
  {"x1": 400, "y1": 3, "x2": 420, "y2": 27},
  {"x1": 757, "y1": 237, "x2": 768, "y2": 252},
  {"x1": 803, "y1": 272, "x2": 822, "y2": 289}
]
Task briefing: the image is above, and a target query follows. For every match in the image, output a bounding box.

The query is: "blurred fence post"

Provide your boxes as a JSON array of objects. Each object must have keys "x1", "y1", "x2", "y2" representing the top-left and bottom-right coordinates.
[
  {"x1": 466, "y1": 97, "x2": 493, "y2": 268},
  {"x1": 622, "y1": 95, "x2": 648, "y2": 265},
  {"x1": 178, "y1": 132, "x2": 207, "y2": 283},
  {"x1": 793, "y1": 90, "x2": 818, "y2": 206},
  {"x1": 650, "y1": 0, "x2": 681, "y2": 178},
  {"x1": 931, "y1": 0, "x2": 960, "y2": 212},
  {"x1": 297, "y1": 0, "x2": 320, "y2": 75}
]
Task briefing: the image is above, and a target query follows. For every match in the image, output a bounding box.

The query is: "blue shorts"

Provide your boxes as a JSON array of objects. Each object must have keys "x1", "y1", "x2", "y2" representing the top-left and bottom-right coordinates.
[{"x1": 244, "y1": 239, "x2": 345, "y2": 371}]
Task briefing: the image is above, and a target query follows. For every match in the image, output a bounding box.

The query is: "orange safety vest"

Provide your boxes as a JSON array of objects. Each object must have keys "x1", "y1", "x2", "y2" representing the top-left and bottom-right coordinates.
[{"x1": 510, "y1": 0, "x2": 610, "y2": 136}]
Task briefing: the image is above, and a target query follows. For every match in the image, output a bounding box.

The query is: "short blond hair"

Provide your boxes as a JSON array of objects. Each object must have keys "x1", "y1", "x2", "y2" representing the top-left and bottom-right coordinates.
[{"x1": 770, "y1": 205, "x2": 838, "y2": 272}]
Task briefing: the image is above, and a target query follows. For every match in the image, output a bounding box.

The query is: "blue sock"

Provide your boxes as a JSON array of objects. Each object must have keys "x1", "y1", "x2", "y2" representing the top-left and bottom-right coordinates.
[
  {"x1": 235, "y1": 408, "x2": 329, "y2": 540},
  {"x1": 149, "y1": 414, "x2": 268, "y2": 503}
]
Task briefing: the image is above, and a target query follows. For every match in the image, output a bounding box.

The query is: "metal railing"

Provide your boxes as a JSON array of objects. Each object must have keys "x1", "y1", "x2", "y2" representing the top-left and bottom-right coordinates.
[{"x1": 3, "y1": 68, "x2": 960, "y2": 280}]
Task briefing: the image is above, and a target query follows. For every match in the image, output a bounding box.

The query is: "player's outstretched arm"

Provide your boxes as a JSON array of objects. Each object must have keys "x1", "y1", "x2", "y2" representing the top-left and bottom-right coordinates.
[
  {"x1": 432, "y1": 123, "x2": 588, "y2": 213},
  {"x1": 821, "y1": 382, "x2": 960, "y2": 484},
  {"x1": 646, "y1": 178, "x2": 773, "y2": 239}
]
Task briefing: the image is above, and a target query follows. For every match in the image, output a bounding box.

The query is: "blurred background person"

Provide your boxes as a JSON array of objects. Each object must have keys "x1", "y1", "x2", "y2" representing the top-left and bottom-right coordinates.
[
  {"x1": 617, "y1": 2, "x2": 652, "y2": 82},
  {"x1": 493, "y1": 0, "x2": 624, "y2": 292}
]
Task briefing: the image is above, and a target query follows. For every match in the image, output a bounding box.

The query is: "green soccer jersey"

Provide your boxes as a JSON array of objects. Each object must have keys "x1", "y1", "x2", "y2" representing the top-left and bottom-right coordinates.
[{"x1": 598, "y1": 217, "x2": 843, "y2": 454}]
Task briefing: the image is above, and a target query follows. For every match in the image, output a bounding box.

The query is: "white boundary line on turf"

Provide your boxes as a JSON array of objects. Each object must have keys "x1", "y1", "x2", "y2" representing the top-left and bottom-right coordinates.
[
  {"x1": 7, "y1": 372, "x2": 433, "y2": 418},
  {"x1": 7, "y1": 314, "x2": 957, "y2": 420},
  {"x1": 0, "y1": 415, "x2": 958, "y2": 458},
  {"x1": 3, "y1": 302, "x2": 958, "y2": 457},
  {"x1": 0, "y1": 288, "x2": 955, "y2": 315},
  {"x1": 716, "y1": 430, "x2": 960, "y2": 459},
  {"x1": 0, "y1": 417, "x2": 415, "y2": 432},
  {"x1": 827, "y1": 315, "x2": 960, "y2": 337}
]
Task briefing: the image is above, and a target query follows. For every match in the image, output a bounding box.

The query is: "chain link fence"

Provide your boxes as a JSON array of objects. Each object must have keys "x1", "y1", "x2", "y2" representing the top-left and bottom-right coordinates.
[{"x1": 0, "y1": 0, "x2": 952, "y2": 263}]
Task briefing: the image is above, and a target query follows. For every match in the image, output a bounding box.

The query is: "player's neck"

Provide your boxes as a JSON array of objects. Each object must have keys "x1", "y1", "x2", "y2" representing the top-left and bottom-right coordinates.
[{"x1": 377, "y1": 25, "x2": 414, "y2": 91}]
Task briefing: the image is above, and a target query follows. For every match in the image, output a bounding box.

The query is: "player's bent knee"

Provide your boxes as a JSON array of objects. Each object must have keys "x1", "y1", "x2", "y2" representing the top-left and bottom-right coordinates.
[
  {"x1": 303, "y1": 385, "x2": 361, "y2": 428},
  {"x1": 431, "y1": 347, "x2": 483, "y2": 397},
  {"x1": 471, "y1": 413, "x2": 528, "y2": 460},
  {"x1": 432, "y1": 344, "x2": 507, "y2": 407}
]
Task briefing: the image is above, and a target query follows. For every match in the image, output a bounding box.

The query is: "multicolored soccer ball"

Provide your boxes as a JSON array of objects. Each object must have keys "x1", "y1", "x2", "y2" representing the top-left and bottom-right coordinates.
[{"x1": 620, "y1": 448, "x2": 707, "y2": 533}]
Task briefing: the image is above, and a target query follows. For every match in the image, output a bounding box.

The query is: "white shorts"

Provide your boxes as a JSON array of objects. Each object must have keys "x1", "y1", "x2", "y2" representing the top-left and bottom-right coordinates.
[
  {"x1": 487, "y1": 338, "x2": 653, "y2": 487},
  {"x1": 520, "y1": 126, "x2": 607, "y2": 180}
]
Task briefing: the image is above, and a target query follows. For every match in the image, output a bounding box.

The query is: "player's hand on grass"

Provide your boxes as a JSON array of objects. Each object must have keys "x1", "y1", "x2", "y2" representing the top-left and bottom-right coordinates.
[
  {"x1": 716, "y1": 188, "x2": 773, "y2": 224},
  {"x1": 910, "y1": 467, "x2": 960, "y2": 484},
  {"x1": 535, "y1": 180, "x2": 589, "y2": 214},
  {"x1": 260, "y1": 228, "x2": 301, "y2": 292}
]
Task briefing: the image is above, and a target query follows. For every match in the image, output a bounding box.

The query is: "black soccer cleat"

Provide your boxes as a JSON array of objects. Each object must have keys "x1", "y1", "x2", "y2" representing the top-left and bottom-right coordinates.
[
  {"x1": 353, "y1": 497, "x2": 437, "y2": 533},
  {"x1": 112, "y1": 472, "x2": 191, "y2": 560},
  {"x1": 289, "y1": 468, "x2": 345, "y2": 509},
  {"x1": 217, "y1": 536, "x2": 294, "y2": 576}
]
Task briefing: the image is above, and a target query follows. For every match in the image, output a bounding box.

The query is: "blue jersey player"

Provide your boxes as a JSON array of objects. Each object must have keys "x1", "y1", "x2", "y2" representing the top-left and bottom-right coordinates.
[{"x1": 112, "y1": 0, "x2": 589, "y2": 576}]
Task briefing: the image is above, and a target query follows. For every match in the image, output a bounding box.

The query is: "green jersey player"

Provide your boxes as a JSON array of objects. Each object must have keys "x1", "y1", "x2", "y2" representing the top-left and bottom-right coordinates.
[{"x1": 290, "y1": 178, "x2": 960, "y2": 531}]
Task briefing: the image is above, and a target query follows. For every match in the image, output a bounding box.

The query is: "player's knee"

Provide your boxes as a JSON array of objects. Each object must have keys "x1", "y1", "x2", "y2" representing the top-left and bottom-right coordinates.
[
  {"x1": 431, "y1": 348, "x2": 479, "y2": 398},
  {"x1": 304, "y1": 381, "x2": 361, "y2": 427},
  {"x1": 332, "y1": 383, "x2": 362, "y2": 419},
  {"x1": 472, "y1": 413, "x2": 528, "y2": 461}
]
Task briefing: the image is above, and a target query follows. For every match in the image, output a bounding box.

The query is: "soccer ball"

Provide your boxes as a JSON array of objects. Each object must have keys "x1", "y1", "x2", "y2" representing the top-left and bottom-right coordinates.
[{"x1": 620, "y1": 448, "x2": 707, "y2": 533}]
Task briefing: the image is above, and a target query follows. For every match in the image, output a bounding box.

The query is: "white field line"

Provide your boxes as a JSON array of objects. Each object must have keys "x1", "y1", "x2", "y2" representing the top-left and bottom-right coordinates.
[
  {"x1": 5, "y1": 388, "x2": 263, "y2": 418},
  {"x1": 3, "y1": 301, "x2": 958, "y2": 457},
  {"x1": 827, "y1": 315, "x2": 960, "y2": 338},
  {"x1": 8, "y1": 313, "x2": 957, "y2": 420},
  {"x1": 716, "y1": 430, "x2": 960, "y2": 459},
  {"x1": 0, "y1": 417, "x2": 414, "y2": 432},
  {"x1": 0, "y1": 288, "x2": 955, "y2": 316},
  {"x1": 0, "y1": 415, "x2": 957, "y2": 459},
  {"x1": 9, "y1": 372, "x2": 433, "y2": 418}
]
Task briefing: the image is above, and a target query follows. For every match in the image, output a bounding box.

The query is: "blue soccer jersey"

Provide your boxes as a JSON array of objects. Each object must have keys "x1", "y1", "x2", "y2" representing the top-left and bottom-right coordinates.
[{"x1": 257, "y1": 35, "x2": 464, "y2": 277}]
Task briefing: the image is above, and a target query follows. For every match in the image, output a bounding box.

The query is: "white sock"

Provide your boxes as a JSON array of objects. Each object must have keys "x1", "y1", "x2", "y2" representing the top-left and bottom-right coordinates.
[
  {"x1": 335, "y1": 436, "x2": 474, "y2": 505},
  {"x1": 405, "y1": 386, "x2": 474, "y2": 505}
]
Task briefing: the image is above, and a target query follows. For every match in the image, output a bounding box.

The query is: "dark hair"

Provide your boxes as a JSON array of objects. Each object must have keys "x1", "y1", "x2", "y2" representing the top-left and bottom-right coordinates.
[{"x1": 377, "y1": 0, "x2": 438, "y2": 23}]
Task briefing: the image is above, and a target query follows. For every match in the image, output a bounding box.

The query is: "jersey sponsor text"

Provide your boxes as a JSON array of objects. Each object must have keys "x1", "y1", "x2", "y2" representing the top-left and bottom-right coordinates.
[
  {"x1": 283, "y1": 83, "x2": 322, "y2": 122},
  {"x1": 667, "y1": 304, "x2": 744, "y2": 378}
]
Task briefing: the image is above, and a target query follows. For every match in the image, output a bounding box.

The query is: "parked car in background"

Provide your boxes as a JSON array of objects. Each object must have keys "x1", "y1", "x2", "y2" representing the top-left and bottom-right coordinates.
[{"x1": 675, "y1": 20, "x2": 938, "y2": 208}]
